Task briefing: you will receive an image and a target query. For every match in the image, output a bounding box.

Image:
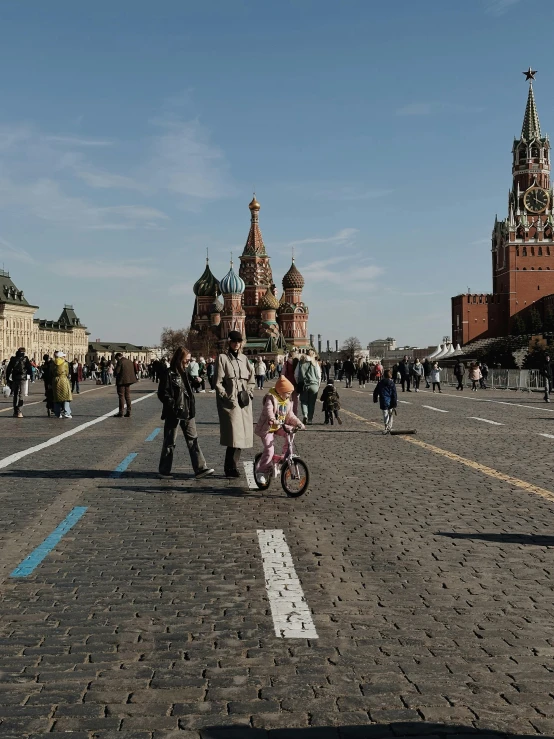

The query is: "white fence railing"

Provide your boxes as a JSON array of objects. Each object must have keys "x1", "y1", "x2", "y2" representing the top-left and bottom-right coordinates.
[{"x1": 437, "y1": 368, "x2": 544, "y2": 391}]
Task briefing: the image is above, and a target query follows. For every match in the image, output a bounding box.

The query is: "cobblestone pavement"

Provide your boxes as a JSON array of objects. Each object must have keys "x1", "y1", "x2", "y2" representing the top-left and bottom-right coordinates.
[{"x1": 2, "y1": 379, "x2": 554, "y2": 738}]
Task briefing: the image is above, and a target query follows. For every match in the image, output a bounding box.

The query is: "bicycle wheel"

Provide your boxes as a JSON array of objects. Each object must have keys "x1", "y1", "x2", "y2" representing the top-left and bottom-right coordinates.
[
  {"x1": 281, "y1": 457, "x2": 309, "y2": 497},
  {"x1": 253, "y1": 453, "x2": 271, "y2": 490}
]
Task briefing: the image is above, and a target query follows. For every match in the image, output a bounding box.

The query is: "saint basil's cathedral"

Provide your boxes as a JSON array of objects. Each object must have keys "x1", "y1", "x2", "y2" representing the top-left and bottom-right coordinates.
[
  {"x1": 191, "y1": 196, "x2": 310, "y2": 357},
  {"x1": 452, "y1": 70, "x2": 554, "y2": 346}
]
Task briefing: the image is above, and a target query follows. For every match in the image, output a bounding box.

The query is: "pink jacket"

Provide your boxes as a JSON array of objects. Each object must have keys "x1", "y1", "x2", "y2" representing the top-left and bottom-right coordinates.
[
  {"x1": 469, "y1": 367, "x2": 482, "y2": 380},
  {"x1": 255, "y1": 393, "x2": 302, "y2": 437}
]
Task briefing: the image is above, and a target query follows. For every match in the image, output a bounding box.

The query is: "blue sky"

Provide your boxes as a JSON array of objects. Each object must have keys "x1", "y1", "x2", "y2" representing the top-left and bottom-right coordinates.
[{"x1": 0, "y1": 0, "x2": 551, "y2": 348}]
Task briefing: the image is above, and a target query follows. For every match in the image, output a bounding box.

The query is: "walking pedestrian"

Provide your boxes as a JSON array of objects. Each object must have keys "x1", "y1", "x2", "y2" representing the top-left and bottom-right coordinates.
[
  {"x1": 469, "y1": 362, "x2": 481, "y2": 392},
  {"x1": 480, "y1": 362, "x2": 489, "y2": 389},
  {"x1": 398, "y1": 355, "x2": 412, "y2": 392},
  {"x1": 343, "y1": 356, "x2": 355, "y2": 388},
  {"x1": 283, "y1": 349, "x2": 300, "y2": 414},
  {"x1": 100, "y1": 357, "x2": 108, "y2": 385},
  {"x1": 411, "y1": 358, "x2": 424, "y2": 392},
  {"x1": 215, "y1": 331, "x2": 255, "y2": 478},
  {"x1": 542, "y1": 354, "x2": 553, "y2": 403},
  {"x1": 295, "y1": 349, "x2": 321, "y2": 425},
  {"x1": 320, "y1": 378, "x2": 342, "y2": 425},
  {"x1": 431, "y1": 362, "x2": 443, "y2": 393},
  {"x1": 255, "y1": 356, "x2": 267, "y2": 390},
  {"x1": 114, "y1": 352, "x2": 137, "y2": 417},
  {"x1": 206, "y1": 357, "x2": 216, "y2": 392},
  {"x1": 6, "y1": 347, "x2": 32, "y2": 418},
  {"x1": 70, "y1": 358, "x2": 82, "y2": 394},
  {"x1": 454, "y1": 359, "x2": 465, "y2": 391},
  {"x1": 423, "y1": 358, "x2": 431, "y2": 388},
  {"x1": 373, "y1": 369, "x2": 398, "y2": 434},
  {"x1": 157, "y1": 346, "x2": 215, "y2": 480},
  {"x1": 41, "y1": 353, "x2": 54, "y2": 417},
  {"x1": 50, "y1": 351, "x2": 73, "y2": 419}
]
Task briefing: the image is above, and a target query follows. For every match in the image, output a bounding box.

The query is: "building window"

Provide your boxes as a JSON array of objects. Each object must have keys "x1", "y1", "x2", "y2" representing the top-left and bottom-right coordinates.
[
  {"x1": 520, "y1": 147, "x2": 527, "y2": 161},
  {"x1": 523, "y1": 247, "x2": 527, "y2": 256},
  {"x1": 539, "y1": 247, "x2": 543, "y2": 256},
  {"x1": 531, "y1": 146, "x2": 539, "y2": 158},
  {"x1": 531, "y1": 247, "x2": 535, "y2": 256}
]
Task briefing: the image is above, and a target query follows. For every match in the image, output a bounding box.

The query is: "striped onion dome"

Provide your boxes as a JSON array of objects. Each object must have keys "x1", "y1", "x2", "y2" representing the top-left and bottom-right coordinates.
[
  {"x1": 193, "y1": 260, "x2": 220, "y2": 297},
  {"x1": 259, "y1": 287, "x2": 279, "y2": 310},
  {"x1": 220, "y1": 262, "x2": 245, "y2": 295},
  {"x1": 282, "y1": 259, "x2": 305, "y2": 289}
]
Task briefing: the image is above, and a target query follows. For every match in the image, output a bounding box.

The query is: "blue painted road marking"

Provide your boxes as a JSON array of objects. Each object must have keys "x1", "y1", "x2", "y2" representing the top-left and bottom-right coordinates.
[
  {"x1": 111, "y1": 453, "x2": 138, "y2": 478},
  {"x1": 145, "y1": 428, "x2": 161, "y2": 442},
  {"x1": 11, "y1": 507, "x2": 88, "y2": 578}
]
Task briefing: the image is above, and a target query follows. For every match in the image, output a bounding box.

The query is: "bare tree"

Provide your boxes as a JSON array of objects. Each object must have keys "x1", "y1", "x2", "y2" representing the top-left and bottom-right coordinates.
[
  {"x1": 160, "y1": 326, "x2": 190, "y2": 356},
  {"x1": 341, "y1": 336, "x2": 362, "y2": 359}
]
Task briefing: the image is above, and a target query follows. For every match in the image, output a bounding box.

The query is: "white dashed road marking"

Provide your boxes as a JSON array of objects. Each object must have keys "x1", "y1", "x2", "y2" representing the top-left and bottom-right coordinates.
[
  {"x1": 257, "y1": 529, "x2": 318, "y2": 639},
  {"x1": 243, "y1": 461, "x2": 258, "y2": 489},
  {"x1": 398, "y1": 400, "x2": 411, "y2": 404},
  {"x1": 468, "y1": 417, "x2": 504, "y2": 426},
  {"x1": 539, "y1": 433, "x2": 554, "y2": 439},
  {"x1": 422, "y1": 406, "x2": 449, "y2": 413}
]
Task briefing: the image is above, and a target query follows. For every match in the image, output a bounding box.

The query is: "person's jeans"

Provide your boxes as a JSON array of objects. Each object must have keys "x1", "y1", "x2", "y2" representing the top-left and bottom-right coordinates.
[
  {"x1": 225, "y1": 446, "x2": 242, "y2": 473},
  {"x1": 479, "y1": 377, "x2": 487, "y2": 389},
  {"x1": 545, "y1": 378, "x2": 551, "y2": 400},
  {"x1": 256, "y1": 374, "x2": 265, "y2": 389},
  {"x1": 433, "y1": 382, "x2": 441, "y2": 392},
  {"x1": 256, "y1": 428, "x2": 289, "y2": 473},
  {"x1": 208, "y1": 375, "x2": 216, "y2": 390},
  {"x1": 401, "y1": 377, "x2": 411, "y2": 391},
  {"x1": 425, "y1": 375, "x2": 430, "y2": 388},
  {"x1": 383, "y1": 408, "x2": 394, "y2": 431},
  {"x1": 101, "y1": 370, "x2": 108, "y2": 385},
  {"x1": 413, "y1": 376, "x2": 421, "y2": 391},
  {"x1": 71, "y1": 379, "x2": 80, "y2": 393},
  {"x1": 300, "y1": 385, "x2": 318, "y2": 422},
  {"x1": 456, "y1": 375, "x2": 464, "y2": 390},
  {"x1": 54, "y1": 401, "x2": 71, "y2": 417},
  {"x1": 159, "y1": 417, "x2": 206, "y2": 475},
  {"x1": 117, "y1": 384, "x2": 131, "y2": 414},
  {"x1": 12, "y1": 380, "x2": 25, "y2": 413}
]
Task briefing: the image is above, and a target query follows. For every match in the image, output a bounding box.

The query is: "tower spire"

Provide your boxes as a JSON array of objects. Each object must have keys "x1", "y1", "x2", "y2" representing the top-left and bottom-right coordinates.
[{"x1": 521, "y1": 71, "x2": 541, "y2": 141}]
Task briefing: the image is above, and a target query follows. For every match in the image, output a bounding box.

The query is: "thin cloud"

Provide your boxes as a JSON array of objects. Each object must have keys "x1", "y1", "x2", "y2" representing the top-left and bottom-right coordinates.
[
  {"x1": 288, "y1": 228, "x2": 359, "y2": 248},
  {"x1": 303, "y1": 255, "x2": 384, "y2": 286},
  {"x1": 76, "y1": 169, "x2": 148, "y2": 193},
  {"x1": 0, "y1": 236, "x2": 35, "y2": 264},
  {"x1": 43, "y1": 135, "x2": 113, "y2": 147},
  {"x1": 484, "y1": 0, "x2": 521, "y2": 15},
  {"x1": 52, "y1": 259, "x2": 156, "y2": 279},
  {"x1": 168, "y1": 281, "x2": 194, "y2": 296},
  {"x1": 396, "y1": 102, "x2": 435, "y2": 117}
]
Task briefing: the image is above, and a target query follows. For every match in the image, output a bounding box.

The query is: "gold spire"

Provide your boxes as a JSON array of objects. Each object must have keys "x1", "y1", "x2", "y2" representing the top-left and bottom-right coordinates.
[{"x1": 249, "y1": 194, "x2": 261, "y2": 211}]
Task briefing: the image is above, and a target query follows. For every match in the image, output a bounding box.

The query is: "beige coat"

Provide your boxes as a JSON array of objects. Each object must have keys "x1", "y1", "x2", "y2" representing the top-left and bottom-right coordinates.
[
  {"x1": 50, "y1": 358, "x2": 73, "y2": 403},
  {"x1": 215, "y1": 351, "x2": 255, "y2": 448}
]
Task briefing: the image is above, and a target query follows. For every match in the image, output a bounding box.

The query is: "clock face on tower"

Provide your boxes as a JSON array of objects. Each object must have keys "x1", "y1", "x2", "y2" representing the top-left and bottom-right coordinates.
[{"x1": 524, "y1": 186, "x2": 550, "y2": 214}]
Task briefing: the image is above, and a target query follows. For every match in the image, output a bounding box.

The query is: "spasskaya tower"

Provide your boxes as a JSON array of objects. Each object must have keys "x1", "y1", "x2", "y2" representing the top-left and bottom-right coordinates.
[{"x1": 452, "y1": 69, "x2": 554, "y2": 345}]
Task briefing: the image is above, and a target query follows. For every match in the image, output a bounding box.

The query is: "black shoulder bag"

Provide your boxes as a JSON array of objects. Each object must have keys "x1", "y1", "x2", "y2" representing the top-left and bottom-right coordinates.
[{"x1": 230, "y1": 354, "x2": 250, "y2": 408}]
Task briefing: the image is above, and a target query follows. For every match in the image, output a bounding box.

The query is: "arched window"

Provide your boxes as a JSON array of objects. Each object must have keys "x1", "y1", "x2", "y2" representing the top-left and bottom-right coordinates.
[
  {"x1": 518, "y1": 227, "x2": 525, "y2": 239},
  {"x1": 531, "y1": 146, "x2": 539, "y2": 158},
  {"x1": 516, "y1": 247, "x2": 520, "y2": 256},
  {"x1": 520, "y1": 147, "x2": 527, "y2": 161},
  {"x1": 539, "y1": 247, "x2": 543, "y2": 256},
  {"x1": 523, "y1": 247, "x2": 528, "y2": 256}
]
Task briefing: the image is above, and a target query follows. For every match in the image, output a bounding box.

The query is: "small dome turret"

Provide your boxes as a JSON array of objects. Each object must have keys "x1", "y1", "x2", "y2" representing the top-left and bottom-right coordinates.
[
  {"x1": 249, "y1": 195, "x2": 261, "y2": 212},
  {"x1": 210, "y1": 297, "x2": 223, "y2": 314},
  {"x1": 220, "y1": 261, "x2": 245, "y2": 295},
  {"x1": 282, "y1": 259, "x2": 305, "y2": 289},
  {"x1": 259, "y1": 287, "x2": 279, "y2": 310},
  {"x1": 193, "y1": 259, "x2": 220, "y2": 297}
]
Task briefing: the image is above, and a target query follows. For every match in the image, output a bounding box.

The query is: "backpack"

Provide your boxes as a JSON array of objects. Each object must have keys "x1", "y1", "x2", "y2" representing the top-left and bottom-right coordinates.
[
  {"x1": 299, "y1": 360, "x2": 319, "y2": 387},
  {"x1": 12, "y1": 355, "x2": 27, "y2": 380}
]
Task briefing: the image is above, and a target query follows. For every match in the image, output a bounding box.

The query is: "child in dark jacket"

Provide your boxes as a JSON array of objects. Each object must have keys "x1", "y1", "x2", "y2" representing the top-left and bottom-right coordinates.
[
  {"x1": 373, "y1": 369, "x2": 398, "y2": 434},
  {"x1": 320, "y1": 379, "x2": 342, "y2": 425}
]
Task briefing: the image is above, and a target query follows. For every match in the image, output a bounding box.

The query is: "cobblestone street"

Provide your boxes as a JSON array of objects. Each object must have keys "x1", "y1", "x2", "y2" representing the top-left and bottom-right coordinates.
[{"x1": 2, "y1": 379, "x2": 554, "y2": 738}]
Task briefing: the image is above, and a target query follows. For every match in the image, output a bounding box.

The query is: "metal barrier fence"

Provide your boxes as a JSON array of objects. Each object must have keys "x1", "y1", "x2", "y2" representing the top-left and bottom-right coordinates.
[{"x1": 439, "y1": 368, "x2": 544, "y2": 391}]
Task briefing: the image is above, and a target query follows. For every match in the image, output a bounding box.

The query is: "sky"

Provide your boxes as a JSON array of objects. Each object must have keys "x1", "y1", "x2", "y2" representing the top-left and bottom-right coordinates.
[{"x1": 0, "y1": 0, "x2": 552, "y2": 349}]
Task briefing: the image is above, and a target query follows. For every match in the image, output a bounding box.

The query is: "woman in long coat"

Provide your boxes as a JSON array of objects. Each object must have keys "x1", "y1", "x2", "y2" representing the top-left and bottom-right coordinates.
[
  {"x1": 50, "y1": 351, "x2": 73, "y2": 419},
  {"x1": 215, "y1": 331, "x2": 255, "y2": 477}
]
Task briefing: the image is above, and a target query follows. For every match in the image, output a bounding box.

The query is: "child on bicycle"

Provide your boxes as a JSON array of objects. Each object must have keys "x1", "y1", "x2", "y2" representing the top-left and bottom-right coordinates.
[
  {"x1": 255, "y1": 375, "x2": 304, "y2": 481},
  {"x1": 320, "y1": 378, "x2": 342, "y2": 425}
]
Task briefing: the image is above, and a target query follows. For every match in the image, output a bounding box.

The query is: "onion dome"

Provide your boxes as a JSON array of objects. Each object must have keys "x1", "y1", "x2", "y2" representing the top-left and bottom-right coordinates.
[
  {"x1": 193, "y1": 259, "x2": 220, "y2": 297},
  {"x1": 249, "y1": 195, "x2": 261, "y2": 211},
  {"x1": 259, "y1": 287, "x2": 279, "y2": 310},
  {"x1": 282, "y1": 259, "x2": 305, "y2": 289},
  {"x1": 210, "y1": 297, "x2": 223, "y2": 314},
  {"x1": 220, "y1": 261, "x2": 245, "y2": 295}
]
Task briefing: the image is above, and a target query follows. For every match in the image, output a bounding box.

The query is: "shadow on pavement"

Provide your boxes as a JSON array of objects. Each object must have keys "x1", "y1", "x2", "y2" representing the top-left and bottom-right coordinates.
[
  {"x1": 100, "y1": 483, "x2": 264, "y2": 498},
  {"x1": 437, "y1": 531, "x2": 554, "y2": 546},
  {"x1": 199, "y1": 724, "x2": 551, "y2": 738}
]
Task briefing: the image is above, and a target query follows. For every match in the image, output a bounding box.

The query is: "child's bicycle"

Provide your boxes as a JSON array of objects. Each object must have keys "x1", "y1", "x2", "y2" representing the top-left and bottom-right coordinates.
[{"x1": 253, "y1": 427, "x2": 310, "y2": 497}]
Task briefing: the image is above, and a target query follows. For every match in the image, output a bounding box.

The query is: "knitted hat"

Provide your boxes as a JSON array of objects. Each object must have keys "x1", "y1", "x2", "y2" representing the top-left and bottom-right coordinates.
[{"x1": 275, "y1": 376, "x2": 294, "y2": 395}]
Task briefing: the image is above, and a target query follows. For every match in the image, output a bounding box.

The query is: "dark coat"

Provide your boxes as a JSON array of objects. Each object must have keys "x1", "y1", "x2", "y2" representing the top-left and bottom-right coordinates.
[
  {"x1": 423, "y1": 359, "x2": 431, "y2": 376},
  {"x1": 320, "y1": 384, "x2": 341, "y2": 411},
  {"x1": 7, "y1": 353, "x2": 32, "y2": 382},
  {"x1": 541, "y1": 358, "x2": 553, "y2": 381},
  {"x1": 115, "y1": 357, "x2": 137, "y2": 386},
  {"x1": 454, "y1": 361, "x2": 465, "y2": 377},
  {"x1": 343, "y1": 359, "x2": 355, "y2": 377},
  {"x1": 398, "y1": 360, "x2": 411, "y2": 378},
  {"x1": 157, "y1": 368, "x2": 195, "y2": 420},
  {"x1": 373, "y1": 378, "x2": 398, "y2": 410}
]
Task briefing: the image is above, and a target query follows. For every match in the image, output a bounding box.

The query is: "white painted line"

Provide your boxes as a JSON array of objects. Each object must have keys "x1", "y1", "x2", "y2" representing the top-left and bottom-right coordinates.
[
  {"x1": 540, "y1": 433, "x2": 554, "y2": 439},
  {"x1": 243, "y1": 461, "x2": 258, "y2": 489},
  {"x1": 398, "y1": 400, "x2": 411, "y2": 404},
  {"x1": 418, "y1": 388, "x2": 554, "y2": 414},
  {"x1": 468, "y1": 417, "x2": 503, "y2": 426},
  {"x1": 0, "y1": 393, "x2": 155, "y2": 471},
  {"x1": 257, "y1": 529, "x2": 318, "y2": 639},
  {"x1": 422, "y1": 405, "x2": 449, "y2": 413},
  {"x1": 0, "y1": 383, "x2": 110, "y2": 413}
]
